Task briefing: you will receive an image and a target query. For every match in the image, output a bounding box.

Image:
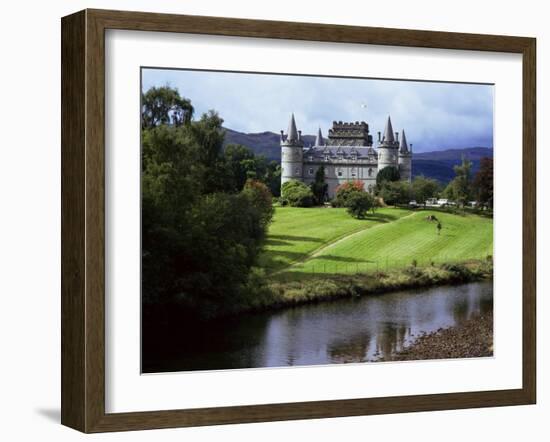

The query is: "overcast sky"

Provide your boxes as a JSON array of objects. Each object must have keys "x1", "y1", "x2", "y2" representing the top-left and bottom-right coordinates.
[{"x1": 142, "y1": 68, "x2": 493, "y2": 152}]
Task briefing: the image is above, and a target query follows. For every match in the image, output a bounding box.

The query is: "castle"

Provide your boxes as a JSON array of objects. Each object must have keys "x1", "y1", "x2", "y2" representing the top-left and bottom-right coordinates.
[{"x1": 280, "y1": 114, "x2": 412, "y2": 198}]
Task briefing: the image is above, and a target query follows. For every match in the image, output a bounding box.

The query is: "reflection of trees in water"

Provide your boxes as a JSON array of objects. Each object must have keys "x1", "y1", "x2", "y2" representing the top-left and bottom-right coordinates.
[
  {"x1": 327, "y1": 331, "x2": 372, "y2": 363},
  {"x1": 452, "y1": 299, "x2": 470, "y2": 324},
  {"x1": 374, "y1": 323, "x2": 409, "y2": 358}
]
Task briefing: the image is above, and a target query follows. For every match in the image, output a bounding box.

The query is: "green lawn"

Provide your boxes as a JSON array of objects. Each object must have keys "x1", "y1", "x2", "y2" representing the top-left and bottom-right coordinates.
[
  {"x1": 260, "y1": 207, "x2": 493, "y2": 278},
  {"x1": 258, "y1": 206, "x2": 412, "y2": 272}
]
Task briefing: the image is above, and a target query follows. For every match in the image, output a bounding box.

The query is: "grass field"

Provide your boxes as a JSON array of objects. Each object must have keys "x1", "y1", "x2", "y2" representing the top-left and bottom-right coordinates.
[
  {"x1": 258, "y1": 207, "x2": 412, "y2": 272},
  {"x1": 259, "y1": 207, "x2": 493, "y2": 279}
]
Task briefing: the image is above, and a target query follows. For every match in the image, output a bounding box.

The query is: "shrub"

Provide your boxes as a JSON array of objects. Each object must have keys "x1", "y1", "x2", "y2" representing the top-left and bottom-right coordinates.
[
  {"x1": 242, "y1": 179, "x2": 274, "y2": 229},
  {"x1": 333, "y1": 180, "x2": 366, "y2": 207},
  {"x1": 281, "y1": 180, "x2": 314, "y2": 207},
  {"x1": 346, "y1": 192, "x2": 375, "y2": 219}
]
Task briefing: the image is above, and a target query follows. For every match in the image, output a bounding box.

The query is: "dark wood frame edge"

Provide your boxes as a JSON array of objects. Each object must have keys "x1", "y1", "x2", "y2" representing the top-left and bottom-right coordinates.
[{"x1": 61, "y1": 8, "x2": 536, "y2": 433}]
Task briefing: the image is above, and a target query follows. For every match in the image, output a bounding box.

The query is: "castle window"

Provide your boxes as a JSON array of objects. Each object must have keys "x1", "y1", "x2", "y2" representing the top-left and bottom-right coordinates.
[
  {"x1": 308, "y1": 168, "x2": 314, "y2": 175},
  {"x1": 337, "y1": 169, "x2": 343, "y2": 177},
  {"x1": 295, "y1": 167, "x2": 300, "y2": 176},
  {"x1": 351, "y1": 168, "x2": 356, "y2": 177},
  {"x1": 308, "y1": 155, "x2": 313, "y2": 161},
  {"x1": 368, "y1": 168, "x2": 373, "y2": 177},
  {"x1": 325, "y1": 155, "x2": 330, "y2": 161}
]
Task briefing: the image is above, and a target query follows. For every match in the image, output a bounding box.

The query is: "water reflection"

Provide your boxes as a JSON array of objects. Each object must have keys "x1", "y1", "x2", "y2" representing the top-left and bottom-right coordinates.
[{"x1": 143, "y1": 281, "x2": 493, "y2": 373}]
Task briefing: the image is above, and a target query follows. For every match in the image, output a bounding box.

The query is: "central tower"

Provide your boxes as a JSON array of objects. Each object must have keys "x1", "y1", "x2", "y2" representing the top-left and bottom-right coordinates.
[{"x1": 280, "y1": 113, "x2": 304, "y2": 191}]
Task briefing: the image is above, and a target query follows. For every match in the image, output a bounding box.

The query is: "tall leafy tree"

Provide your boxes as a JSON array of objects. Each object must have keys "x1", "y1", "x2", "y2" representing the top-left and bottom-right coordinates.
[
  {"x1": 140, "y1": 86, "x2": 273, "y2": 318},
  {"x1": 473, "y1": 157, "x2": 493, "y2": 208},
  {"x1": 141, "y1": 86, "x2": 194, "y2": 129},
  {"x1": 412, "y1": 176, "x2": 440, "y2": 208},
  {"x1": 310, "y1": 166, "x2": 328, "y2": 205},
  {"x1": 444, "y1": 156, "x2": 473, "y2": 207}
]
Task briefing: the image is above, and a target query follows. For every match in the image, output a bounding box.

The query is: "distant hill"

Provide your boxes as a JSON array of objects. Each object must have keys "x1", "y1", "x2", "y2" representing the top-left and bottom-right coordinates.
[
  {"x1": 224, "y1": 128, "x2": 315, "y2": 161},
  {"x1": 223, "y1": 128, "x2": 493, "y2": 184},
  {"x1": 412, "y1": 147, "x2": 493, "y2": 184}
]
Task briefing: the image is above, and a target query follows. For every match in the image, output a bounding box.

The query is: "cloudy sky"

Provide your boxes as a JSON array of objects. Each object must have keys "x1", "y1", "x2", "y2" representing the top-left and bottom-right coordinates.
[{"x1": 142, "y1": 68, "x2": 493, "y2": 152}]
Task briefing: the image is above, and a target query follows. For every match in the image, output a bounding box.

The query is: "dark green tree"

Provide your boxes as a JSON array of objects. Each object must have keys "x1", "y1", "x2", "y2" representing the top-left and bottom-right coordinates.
[
  {"x1": 379, "y1": 181, "x2": 411, "y2": 205},
  {"x1": 310, "y1": 166, "x2": 328, "y2": 205},
  {"x1": 443, "y1": 156, "x2": 473, "y2": 207},
  {"x1": 346, "y1": 192, "x2": 376, "y2": 219},
  {"x1": 411, "y1": 176, "x2": 440, "y2": 208},
  {"x1": 376, "y1": 166, "x2": 400, "y2": 186},
  {"x1": 140, "y1": 86, "x2": 273, "y2": 318},
  {"x1": 473, "y1": 157, "x2": 493, "y2": 208},
  {"x1": 141, "y1": 86, "x2": 194, "y2": 129}
]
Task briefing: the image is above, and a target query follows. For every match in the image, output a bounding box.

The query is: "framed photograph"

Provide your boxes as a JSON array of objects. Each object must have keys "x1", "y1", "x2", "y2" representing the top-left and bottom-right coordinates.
[{"x1": 61, "y1": 9, "x2": 536, "y2": 433}]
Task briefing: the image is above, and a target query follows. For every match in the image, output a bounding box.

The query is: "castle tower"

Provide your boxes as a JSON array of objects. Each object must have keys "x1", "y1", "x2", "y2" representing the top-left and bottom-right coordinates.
[
  {"x1": 398, "y1": 129, "x2": 412, "y2": 182},
  {"x1": 377, "y1": 116, "x2": 400, "y2": 172},
  {"x1": 280, "y1": 113, "x2": 304, "y2": 191}
]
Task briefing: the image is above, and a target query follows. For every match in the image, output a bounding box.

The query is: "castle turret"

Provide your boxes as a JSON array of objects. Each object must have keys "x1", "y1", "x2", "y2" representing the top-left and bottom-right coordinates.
[
  {"x1": 398, "y1": 129, "x2": 412, "y2": 182},
  {"x1": 280, "y1": 113, "x2": 304, "y2": 190},
  {"x1": 315, "y1": 127, "x2": 325, "y2": 147},
  {"x1": 377, "y1": 116, "x2": 400, "y2": 171}
]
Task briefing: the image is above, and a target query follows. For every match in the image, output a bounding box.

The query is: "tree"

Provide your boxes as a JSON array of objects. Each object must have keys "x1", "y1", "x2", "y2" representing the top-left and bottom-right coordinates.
[
  {"x1": 346, "y1": 192, "x2": 376, "y2": 219},
  {"x1": 333, "y1": 180, "x2": 365, "y2": 207},
  {"x1": 376, "y1": 166, "x2": 400, "y2": 186},
  {"x1": 281, "y1": 180, "x2": 314, "y2": 207},
  {"x1": 264, "y1": 161, "x2": 282, "y2": 198},
  {"x1": 140, "y1": 87, "x2": 273, "y2": 318},
  {"x1": 224, "y1": 144, "x2": 257, "y2": 191},
  {"x1": 241, "y1": 179, "x2": 275, "y2": 230},
  {"x1": 141, "y1": 86, "x2": 194, "y2": 129},
  {"x1": 310, "y1": 166, "x2": 328, "y2": 205},
  {"x1": 379, "y1": 181, "x2": 411, "y2": 205},
  {"x1": 189, "y1": 110, "x2": 234, "y2": 194},
  {"x1": 443, "y1": 156, "x2": 473, "y2": 207},
  {"x1": 412, "y1": 176, "x2": 440, "y2": 208},
  {"x1": 473, "y1": 157, "x2": 493, "y2": 208}
]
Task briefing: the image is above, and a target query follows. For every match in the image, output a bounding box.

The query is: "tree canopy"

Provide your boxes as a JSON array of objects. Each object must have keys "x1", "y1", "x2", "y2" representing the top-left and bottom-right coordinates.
[
  {"x1": 141, "y1": 86, "x2": 274, "y2": 319},
  {"x1": 376, "y1": 166, "x2": 401, "y2": 186},
  {"x1": 443, "y1": 156, "x2": 473, "y2": 207},
  {"x1": 141, "y1": 86, "x2": 194, "y2": 129},
  {"x1": 473, "y1": 157, "x2": 493, "y2": 208}
]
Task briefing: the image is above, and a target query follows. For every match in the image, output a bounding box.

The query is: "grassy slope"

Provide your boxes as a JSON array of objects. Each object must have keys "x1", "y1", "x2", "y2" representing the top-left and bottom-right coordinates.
[
  {"x1": 258, "y1": 207, "x2": 412, "y2": 272},
  {"x1": 286, "y1": 210, "x2": 493, "y2": 275}
]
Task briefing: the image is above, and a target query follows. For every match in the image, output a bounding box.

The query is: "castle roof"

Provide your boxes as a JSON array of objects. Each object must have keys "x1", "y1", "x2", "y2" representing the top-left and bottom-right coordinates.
[
  {"x1": 399, "y1": 129, "x2": 410, "y2": 154},
  {"x1": 287, "y1": 113, "x2": 298, "y2": 142},
  {"x1": 382, "y1": 116, "x2": 395, "y2": 143}
]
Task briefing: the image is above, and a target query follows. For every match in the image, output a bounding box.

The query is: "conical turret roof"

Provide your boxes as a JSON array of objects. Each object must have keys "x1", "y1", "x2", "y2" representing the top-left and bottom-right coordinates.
[
  {"x1": 287, "y1": 113, "x2": 298, "y2": 142},
  {"x1": 382, "y1": 116, "x2": 395, "y2": 143},
  {"x1": 315, "y1": 127, "x2": 324, "y2": 146},
  {"x1": 399, "y1": 129, "x2": 409, "y2": 153}
]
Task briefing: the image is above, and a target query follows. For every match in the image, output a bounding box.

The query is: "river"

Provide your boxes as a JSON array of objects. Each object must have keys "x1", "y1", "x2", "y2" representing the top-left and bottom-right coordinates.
[{"x1": 143, "y1": 281, "x2": 493, "y2": 373}]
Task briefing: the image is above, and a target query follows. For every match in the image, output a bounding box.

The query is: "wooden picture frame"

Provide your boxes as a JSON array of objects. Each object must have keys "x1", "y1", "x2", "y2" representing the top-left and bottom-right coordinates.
[{"x1": 61, "y1": 8, "x2": 536, "y2": 433}]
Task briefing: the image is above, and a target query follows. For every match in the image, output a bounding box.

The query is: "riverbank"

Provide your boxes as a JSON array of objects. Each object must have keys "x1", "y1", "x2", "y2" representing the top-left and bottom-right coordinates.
[
  {"x1": 380, "y1": 311, "x2": 493, "y2": 361},
  {"x1": 143, "y1": 260, "x2": 493, "y2": 325},
  {"x1": 265, "y1": 259, "x2": 493, "y2": 311}
]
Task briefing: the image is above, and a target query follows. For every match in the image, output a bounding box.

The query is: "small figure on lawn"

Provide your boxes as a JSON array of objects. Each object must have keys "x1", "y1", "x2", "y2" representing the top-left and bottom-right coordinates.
[{"x1": 436, "y1": 221, "x2": 442, "y2": 235}]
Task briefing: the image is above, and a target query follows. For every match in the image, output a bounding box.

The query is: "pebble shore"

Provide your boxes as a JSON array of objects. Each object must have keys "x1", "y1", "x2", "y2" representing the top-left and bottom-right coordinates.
[{"x1": 383, "y1": 312, "x2": 493, "y2": 361}]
